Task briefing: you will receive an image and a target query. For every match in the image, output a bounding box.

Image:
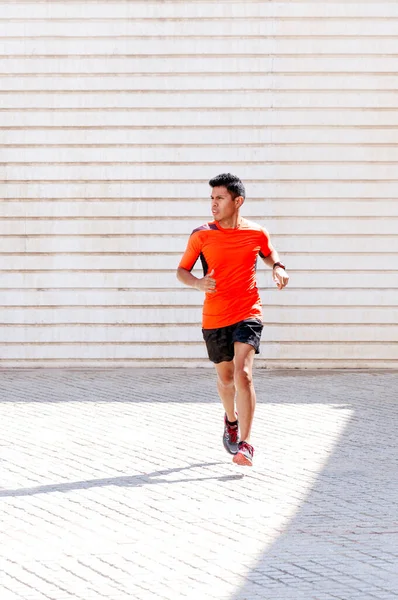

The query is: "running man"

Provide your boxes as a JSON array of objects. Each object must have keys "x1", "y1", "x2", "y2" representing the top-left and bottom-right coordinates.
[{"x1": 176, "y1": 173, "x2": 289, "y2": 466}]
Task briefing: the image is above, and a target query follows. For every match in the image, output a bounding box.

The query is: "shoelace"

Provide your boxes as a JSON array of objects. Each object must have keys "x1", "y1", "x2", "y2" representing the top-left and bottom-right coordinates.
[
  {"x1": 227, "y1": 424, "x2": 239, "y2": 444},
  {"x1": 239, "y1": 441, "x2": 253, "y2": 456}
]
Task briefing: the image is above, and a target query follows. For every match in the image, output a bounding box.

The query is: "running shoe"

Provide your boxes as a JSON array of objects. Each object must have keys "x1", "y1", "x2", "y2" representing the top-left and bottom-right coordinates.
[
  {"x1": 233, "y1": 441, "x2": 254, "y2": 466},
  {"x1": 222, "y1": 413, "x2": 239, "y2": 455}
]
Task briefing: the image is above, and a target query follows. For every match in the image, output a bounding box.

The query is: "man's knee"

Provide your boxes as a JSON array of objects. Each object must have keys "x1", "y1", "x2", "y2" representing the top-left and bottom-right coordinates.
[
  {"x1": 234, "y1": 365, "x2": 253, "y2": 389},
  {"x1": 217, "y1": 370, "x2": 235, "y2": 389}
]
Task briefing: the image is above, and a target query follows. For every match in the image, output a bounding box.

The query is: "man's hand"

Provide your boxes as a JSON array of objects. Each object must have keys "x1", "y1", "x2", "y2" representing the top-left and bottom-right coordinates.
[
  {"x1": 196, "y1": 268, "x2": 216, "y2": 293},
  {"x1": 273, "y1": 267, "x2": 289, "y2": 290}
]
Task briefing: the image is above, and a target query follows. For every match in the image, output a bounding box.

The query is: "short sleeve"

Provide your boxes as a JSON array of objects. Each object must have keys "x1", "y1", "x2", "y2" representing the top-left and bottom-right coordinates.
[
  {"x1": 178, "y1": 231, "x2": 203, "y2": 271},
  {"x1": 259, "y1": 228, "x2": 274, "y2": 259}
]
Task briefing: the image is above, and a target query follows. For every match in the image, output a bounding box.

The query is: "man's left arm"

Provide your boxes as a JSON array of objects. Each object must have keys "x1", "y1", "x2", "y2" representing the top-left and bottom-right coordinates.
[{"x1": 260, "y1": 238, "x2": 290, "y2": 290}]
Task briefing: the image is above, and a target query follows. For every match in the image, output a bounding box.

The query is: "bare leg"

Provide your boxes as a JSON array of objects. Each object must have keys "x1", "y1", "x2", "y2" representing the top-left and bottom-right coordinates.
[
  {"x1": 214, "y1": 360, "x2": 236, "y2": 422},
  {"x1": 233, "y1": 342, "x2": 256, "y2": 443}
]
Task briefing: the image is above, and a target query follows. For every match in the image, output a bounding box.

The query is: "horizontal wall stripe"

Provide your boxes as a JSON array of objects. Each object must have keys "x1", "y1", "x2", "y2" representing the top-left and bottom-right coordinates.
[
  {"x1": 0, "y1": 295, "x2": 397, "y2": 310},
  {"x1": 2, "y1": 58, "x2": 398, "y2": 74},
  {"x1": 3, "y1": 89, "x2": 393, "y2": 94},
  {"x1": 1, "y1": 130, "x2": 397, "y2": 145},
  {"x1": 1, "y1": 4, "x2": 398, "y2": 19},
  {"x1": 0, "y1": 182, "x2": 396, "y2": 199},
  {"x1": 0, "y1": 255, "x2": 394, "y2": 272},
  {"x1": 1, "y1": 325, "x2": 397, "y2": 344},
  {"x1": 0, "y1": 344, "x2": 396, "y2": 361},
  {"x1": 0, "y1": 217, "x2": 394, "y2": 235},
  {"x1": 1, "y1": 147, "x2": 398, "y2": 161},
  {"x1": 2, "y1": 39, "x2": 398, "y2": 54},
  {"x1": 2, "y1": 166, "x2": 398, "y2": 180},
  {"x1": 0, "y1": 238, "x2": 396, "y2": 253},
  {"x1": 0, "y1": 360, "x2": 395, "y2": 370},
  {"x1": 2, "y1": 110, "x2": 398, "y2": 129},
  {"x1": 2, "y1": 75, "x2": 398, "y2": 92},
  {"x1": 0, "y1": 307, "x2": 396, "y2": 326},
  {"x1": 0, "y1": 272, "x2": 395, "y2": 289},
  {"x1": 2, "y1": 22, "x2": 398, "y2": 36},
  {"x1": 2, "y1": 109, "x2": 398, "y2": 128},
  {"x1": 2, "y1": 91, "x2": 398, "y2": 109},
  {"x1": 3, "y1": 143, "x2": 398, "y2": 149},
  {"x1": 0, "y1": 200, "x2": 396, "y2": 218},
  {"x1": 2, "y1": 16, "x2": 398, "y2": 21}
]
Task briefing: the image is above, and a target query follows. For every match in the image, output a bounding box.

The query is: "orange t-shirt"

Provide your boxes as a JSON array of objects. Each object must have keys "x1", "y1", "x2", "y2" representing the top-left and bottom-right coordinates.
[{"x1": 178, "y1": 218, "x2": 273, "y2": 329}]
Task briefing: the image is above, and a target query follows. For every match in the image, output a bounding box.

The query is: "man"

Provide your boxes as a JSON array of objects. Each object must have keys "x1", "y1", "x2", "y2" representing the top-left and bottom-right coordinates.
[{"x1": 176, "y1": 173, "x2": 289, "y2": 466}]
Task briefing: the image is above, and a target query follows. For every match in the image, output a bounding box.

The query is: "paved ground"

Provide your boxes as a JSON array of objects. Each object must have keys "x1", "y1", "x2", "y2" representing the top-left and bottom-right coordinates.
[{"x1": 0, "y1": 368, "x2": 397, "y2": 600}]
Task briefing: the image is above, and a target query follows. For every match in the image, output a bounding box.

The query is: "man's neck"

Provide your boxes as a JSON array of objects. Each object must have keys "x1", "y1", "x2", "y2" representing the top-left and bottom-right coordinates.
[{"x1": 218, "y1": 214, "x2": 242, "y2": 230}]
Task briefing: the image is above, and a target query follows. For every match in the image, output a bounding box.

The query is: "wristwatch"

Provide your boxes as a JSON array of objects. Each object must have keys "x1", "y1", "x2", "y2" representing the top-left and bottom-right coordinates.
[{"x1": 273, "y1": 262, "x2": 286, "y2": 270}]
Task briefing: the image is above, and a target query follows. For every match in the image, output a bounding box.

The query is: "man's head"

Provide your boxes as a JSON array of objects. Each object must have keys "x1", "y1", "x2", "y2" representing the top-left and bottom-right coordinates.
[
  {"x1": 209, "y1": 173, "x2": 245, "y2": 200},
  {"x1": 209, "y1": 173, "x2": 245, "y2": 223}
]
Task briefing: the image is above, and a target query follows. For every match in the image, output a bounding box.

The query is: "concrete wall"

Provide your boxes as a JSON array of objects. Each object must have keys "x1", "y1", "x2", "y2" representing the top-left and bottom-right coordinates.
[{"x1": 0, "y1": 1, "x2": 397, "y2": 368}]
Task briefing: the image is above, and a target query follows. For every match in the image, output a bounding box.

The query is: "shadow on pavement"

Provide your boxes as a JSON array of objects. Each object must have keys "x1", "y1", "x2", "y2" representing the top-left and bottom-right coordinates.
[
  {"x1": 229, "y1": 371, "x2": 398, "y2": 600},
  {"x1": 0, "y1": 462, "x2": 244, "y2": 498},
  {"x1": 0, "y1": 368, "x2": 222, "y2": 404}
]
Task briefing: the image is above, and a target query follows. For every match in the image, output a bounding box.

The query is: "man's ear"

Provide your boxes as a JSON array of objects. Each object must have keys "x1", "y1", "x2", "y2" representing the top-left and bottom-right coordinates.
[{"x1": 235, "y1": 195, "x2": 244, "y2": 209}]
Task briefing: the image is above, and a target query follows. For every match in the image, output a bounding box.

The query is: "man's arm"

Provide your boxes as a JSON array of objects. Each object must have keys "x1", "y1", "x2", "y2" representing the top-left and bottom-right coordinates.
[
  {"x1": 261, "y1": 248, "x2": 280, "y2": 270},
  {"x1": 177, "y1": 229, "x2": 217, "y2": 292},
  {"x1": 176, "y1": 267, "x2": 216, "y2": 293},
  {"x1": 260, "y1": 250, "x2": 289, "y2": 290}
]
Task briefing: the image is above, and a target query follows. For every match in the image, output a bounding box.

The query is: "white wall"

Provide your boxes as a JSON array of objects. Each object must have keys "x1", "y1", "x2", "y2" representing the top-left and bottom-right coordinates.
[{"x1": 0, "y1": 1, "x2": 397, "y2": 368}]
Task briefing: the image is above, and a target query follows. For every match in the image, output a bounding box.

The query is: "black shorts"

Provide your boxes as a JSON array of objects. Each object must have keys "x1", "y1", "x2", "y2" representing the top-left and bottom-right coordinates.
[{"x1": 202, "y1": 318, "x2": 263, "y2": 364}]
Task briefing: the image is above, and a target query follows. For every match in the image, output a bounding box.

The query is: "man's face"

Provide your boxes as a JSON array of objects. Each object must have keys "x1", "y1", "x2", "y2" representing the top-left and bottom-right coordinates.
[{"x1": 210, "y1": 186, "x2": 241, "y2": 221}]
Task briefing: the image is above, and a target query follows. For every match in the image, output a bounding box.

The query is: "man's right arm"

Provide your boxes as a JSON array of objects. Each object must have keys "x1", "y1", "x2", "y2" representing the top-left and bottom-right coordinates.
[
  {"x1": 176, "y1": 267, "x2": 216, "y2": 293},
  {"x1": 177, "y1": 229, "x2": 216, "y2": 293}
]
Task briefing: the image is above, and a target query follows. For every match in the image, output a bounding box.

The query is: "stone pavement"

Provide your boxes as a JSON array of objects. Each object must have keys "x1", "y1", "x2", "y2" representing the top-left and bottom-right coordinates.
[{"x1": 0, "y1": 368, "x2": 397, "y2": 600}]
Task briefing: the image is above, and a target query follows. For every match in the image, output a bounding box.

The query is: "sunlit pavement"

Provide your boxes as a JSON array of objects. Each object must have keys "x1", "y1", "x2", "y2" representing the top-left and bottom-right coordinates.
[{"x1": 0, "y1": 368, "x2": 397, "y2": 600}]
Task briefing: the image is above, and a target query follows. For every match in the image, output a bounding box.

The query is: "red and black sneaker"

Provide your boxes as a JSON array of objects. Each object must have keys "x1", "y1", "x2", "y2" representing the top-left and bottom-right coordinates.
[
  {"x1": 222, "y1": 414, "x2": 239, "y2": 455},
  {"x1": 233, "y1": 441, "x2": 254, "y2": 466}
]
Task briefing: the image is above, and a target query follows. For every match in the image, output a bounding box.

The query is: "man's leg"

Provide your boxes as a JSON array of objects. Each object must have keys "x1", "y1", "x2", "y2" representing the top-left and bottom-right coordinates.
[
  {"x1": 215, "y1": 360, "x2": 239, "y2": 455},
  {"x1": 214, "y1": 360, "x2": 236, "y2": 422},
  {"x1": 233, "y1": 342, "x2": 256, "y2": 443}
]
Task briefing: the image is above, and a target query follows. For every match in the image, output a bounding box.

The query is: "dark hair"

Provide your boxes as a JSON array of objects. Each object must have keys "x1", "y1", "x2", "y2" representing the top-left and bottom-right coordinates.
[{"x1": 209, "y1": 173, "x2": 246, "y2": 199}]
